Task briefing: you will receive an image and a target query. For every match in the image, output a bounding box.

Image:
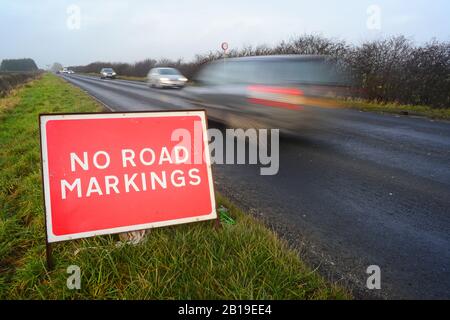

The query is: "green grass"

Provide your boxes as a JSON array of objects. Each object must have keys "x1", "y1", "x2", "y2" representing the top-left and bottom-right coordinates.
[
  {"x1": 340, "y1": 98, "x2": 450, "y2": 120},
  {"x1": 116, "y1": 75, "x2": 147, "y2": 82},
  {"x1": 0, "y1": 73, "x2": 349, "y2": 299}
]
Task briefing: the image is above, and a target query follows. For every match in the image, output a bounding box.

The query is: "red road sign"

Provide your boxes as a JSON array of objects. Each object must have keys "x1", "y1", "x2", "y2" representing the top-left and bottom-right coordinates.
[
  {"x1": 39, "y1": 111, "x2": 216, "y2": 243},
  {"x1": 221, "y1": 42, "x2": 229, "y2": 51}
]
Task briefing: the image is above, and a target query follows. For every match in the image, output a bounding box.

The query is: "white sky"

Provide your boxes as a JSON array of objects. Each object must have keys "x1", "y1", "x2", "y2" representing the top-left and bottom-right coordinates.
[{"x1": 1, "y1": 0, "x2": 448, "y2": 68}]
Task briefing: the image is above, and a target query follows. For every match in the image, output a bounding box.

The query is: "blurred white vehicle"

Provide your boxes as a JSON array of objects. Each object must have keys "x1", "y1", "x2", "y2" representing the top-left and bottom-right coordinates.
[
  {"x1": 147, "y1": 67, "x2": 187, "y2": 89},
  {"x1": 60, "y1": 68, "x2": 74, "y2": 74}
]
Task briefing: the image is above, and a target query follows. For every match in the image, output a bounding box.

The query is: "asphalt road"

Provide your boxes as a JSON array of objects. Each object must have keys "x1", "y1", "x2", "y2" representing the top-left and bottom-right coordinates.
[{"x1": 61, "y1": 74, "x2": 450, "y2": 299}]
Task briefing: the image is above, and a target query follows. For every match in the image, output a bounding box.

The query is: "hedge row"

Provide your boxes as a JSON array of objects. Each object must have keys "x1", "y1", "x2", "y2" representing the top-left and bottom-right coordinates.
[
  {"x1": 70, "y1": 35, "x2": 449, "y2": 108},
  {"x1": 0, "y1": 72, "x2": 40, "y2": 97}
]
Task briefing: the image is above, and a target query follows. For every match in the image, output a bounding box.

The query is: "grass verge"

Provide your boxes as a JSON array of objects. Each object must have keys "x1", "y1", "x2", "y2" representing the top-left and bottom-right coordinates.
[
  {"x1": 0, "y1": 73, "x2": 349, "y2": 299},
  {"x1": 80, "y1": 72, "x2": 146, "y2": 82},
  {"x1": 341, "y1": 98, "x2": 450, "y2": 120},
  {"x1": 116, "y1": 75, "x2": 147, "y2": 82}
]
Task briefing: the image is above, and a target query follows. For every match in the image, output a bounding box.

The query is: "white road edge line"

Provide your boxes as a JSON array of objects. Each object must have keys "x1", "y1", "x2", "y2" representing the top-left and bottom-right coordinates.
[{"x1": 88, "y1": 92, "x2": 115, "y2": 112}]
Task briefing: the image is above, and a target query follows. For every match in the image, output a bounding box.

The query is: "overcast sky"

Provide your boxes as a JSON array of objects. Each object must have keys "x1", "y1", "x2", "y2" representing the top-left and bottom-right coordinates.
[{"x1": 1, "y1": 0, "x2": 448, "y2": 68}]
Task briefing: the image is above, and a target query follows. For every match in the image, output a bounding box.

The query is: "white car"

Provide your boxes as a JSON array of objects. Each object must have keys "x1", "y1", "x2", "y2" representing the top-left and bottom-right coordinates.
[
  {"x1": 147, "y1": 67, "x2": 188, "y2": 88},
  {"x1": 60, "y1": 68, "x2": 74, "y2": 74}
]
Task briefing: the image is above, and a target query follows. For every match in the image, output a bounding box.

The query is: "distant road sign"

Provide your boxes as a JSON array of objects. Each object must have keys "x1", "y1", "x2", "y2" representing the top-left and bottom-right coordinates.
[
  {"x1": 221, "y1": 42, "x2": 229, "y2": 51},
  {"x1": 40, "y1": 111, "x2": 216, "y2": 243}
]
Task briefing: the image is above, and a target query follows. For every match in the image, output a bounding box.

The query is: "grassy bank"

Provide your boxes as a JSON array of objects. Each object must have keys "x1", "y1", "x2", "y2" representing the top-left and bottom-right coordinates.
[
  {"x1": 0, "y1": 73, "x2": 348, "y2": 299},
  {"x1": 341, "y1": 98, "x2": 450, "y2": 120},
  {"x1": 117, "y1": 75, "x2": 146, "y2": 82}
]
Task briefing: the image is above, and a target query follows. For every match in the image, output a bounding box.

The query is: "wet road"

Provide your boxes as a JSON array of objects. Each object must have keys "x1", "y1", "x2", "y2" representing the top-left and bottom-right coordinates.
[{"x1": 61, "y1": 74, "x2": 450, "y2": 299}]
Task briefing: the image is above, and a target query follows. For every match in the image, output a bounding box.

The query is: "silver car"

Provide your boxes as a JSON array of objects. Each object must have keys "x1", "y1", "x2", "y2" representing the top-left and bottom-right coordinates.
[
  {"x1": 147, "y1": 67, "x2": 188, "y2": 88},
  {"x1": 100, "y1": 68, "x2": 116, "y2": 79}
]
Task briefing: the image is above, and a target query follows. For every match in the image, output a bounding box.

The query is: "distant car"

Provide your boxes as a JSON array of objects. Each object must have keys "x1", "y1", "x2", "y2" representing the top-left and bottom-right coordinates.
[
  {"x1": 184, "y1": 55, "x2": 355, "y2": 132},
  {"x1": 147, "y1": 67, "x2": 188, "y2": 88},
  {"x1": 100, "y1": 68, "x2": 116, "y2": 79},
  {"x1": 60, "y1": 68, "x2": 74, "y2": 74}
]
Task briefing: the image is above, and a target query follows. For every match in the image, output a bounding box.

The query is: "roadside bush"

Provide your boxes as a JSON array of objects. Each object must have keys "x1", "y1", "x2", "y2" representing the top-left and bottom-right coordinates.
[
  {"x1": 0, "y1": 59, "x2": 38, "y2": 72},
  {"x1": 0, "y1": 72, "x2": 41, "y2": 97},
  {"x1": 343, "y1": 37, "x2": 449, "y2": 108}
]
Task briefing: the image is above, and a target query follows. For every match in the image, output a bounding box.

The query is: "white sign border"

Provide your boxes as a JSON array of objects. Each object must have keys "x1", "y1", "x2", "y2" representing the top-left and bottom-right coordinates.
[{"x1": 40, "y1": 110, "x2": 217, "y2": 243}]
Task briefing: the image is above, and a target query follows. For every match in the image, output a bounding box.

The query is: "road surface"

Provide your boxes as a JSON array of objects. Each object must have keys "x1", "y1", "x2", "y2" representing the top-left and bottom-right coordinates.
[{"x1": 61, "y1": 74, "x2": 450, "y2": 299}]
